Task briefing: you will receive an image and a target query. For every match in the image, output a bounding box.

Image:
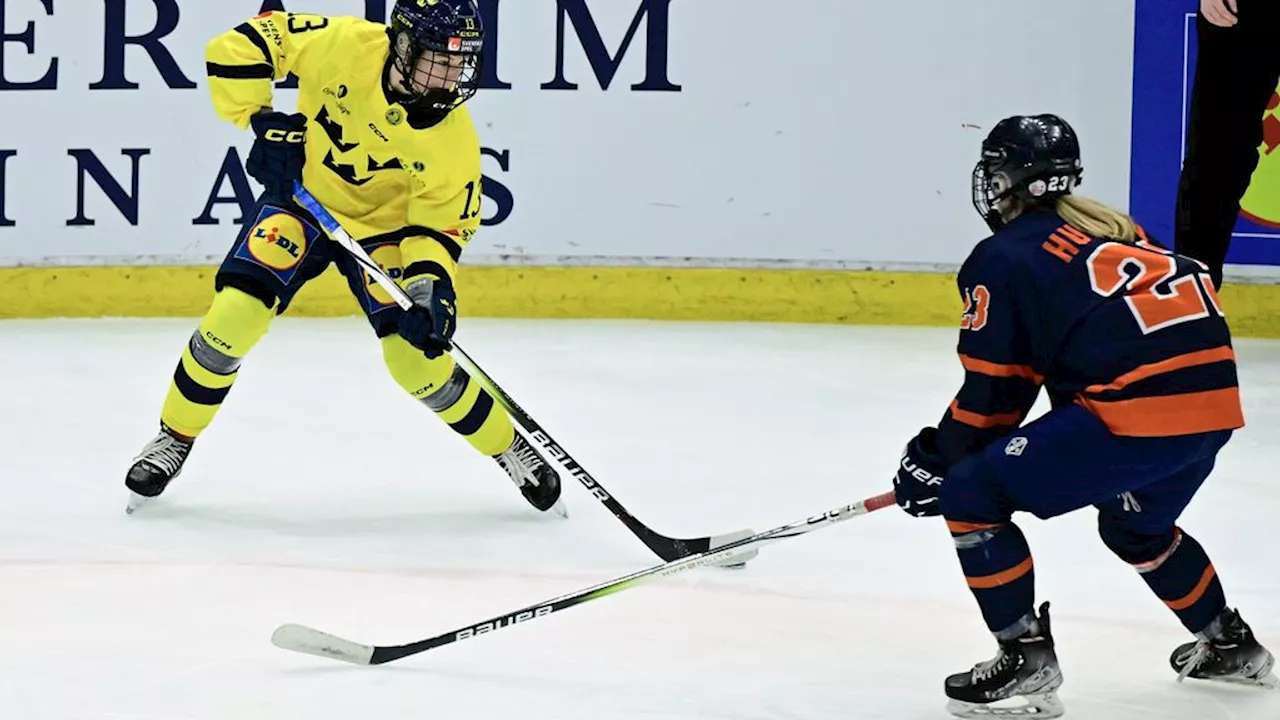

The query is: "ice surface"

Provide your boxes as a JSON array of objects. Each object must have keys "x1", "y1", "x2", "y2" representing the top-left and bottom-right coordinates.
[{"x1": 1, "y1": 318, "x2": 1276, "y2": 719}]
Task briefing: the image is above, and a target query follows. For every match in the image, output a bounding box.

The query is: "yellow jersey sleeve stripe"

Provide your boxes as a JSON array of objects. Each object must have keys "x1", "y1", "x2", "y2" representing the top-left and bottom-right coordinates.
[
  {"x1": 233, "y1": 22, "x2": 274, "y2": 66},
  {"x1": 206, "y1": 62, "x2": 274, "y2": 79}
]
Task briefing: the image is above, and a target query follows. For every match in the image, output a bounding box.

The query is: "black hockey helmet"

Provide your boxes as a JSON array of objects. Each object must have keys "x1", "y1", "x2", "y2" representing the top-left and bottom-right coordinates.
[
  {"x1": 387, "y1": 0, "x2": 484, "y2": 127},
  {"x1": 972, "y1": 114, "x2": 1083, "y2": 232}
]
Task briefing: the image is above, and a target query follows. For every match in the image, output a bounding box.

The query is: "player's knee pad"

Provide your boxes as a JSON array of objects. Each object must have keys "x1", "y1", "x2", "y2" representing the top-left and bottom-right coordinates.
[
  {"x1": 1097, "y1": 512, "x2": 1178, "y2": 567},
  {"x1": 381, "y1": 335, "x2": 457, "y2": 400},
  {"x1": 196, "y1": 287, "x2": 275, "y2": 364}
]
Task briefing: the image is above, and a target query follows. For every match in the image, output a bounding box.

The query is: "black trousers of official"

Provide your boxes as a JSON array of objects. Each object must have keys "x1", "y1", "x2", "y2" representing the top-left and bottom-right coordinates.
[{"x1": 1175, "y1": 1, "x2": 1280, "y2": 288}]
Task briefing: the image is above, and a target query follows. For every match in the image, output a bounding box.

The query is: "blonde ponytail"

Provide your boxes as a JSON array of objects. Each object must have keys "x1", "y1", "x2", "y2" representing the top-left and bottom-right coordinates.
[{"x1": 1055, "y1": 195, "x2": 1137, "y2": 243}]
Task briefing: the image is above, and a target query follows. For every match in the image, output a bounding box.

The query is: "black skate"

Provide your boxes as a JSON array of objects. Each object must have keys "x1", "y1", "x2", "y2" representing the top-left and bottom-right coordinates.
[
  {"x1": 945, "y1": 602, "x2": 1065, "y2": 719},
  {"x1": 124, "y1": 425, "x2": 194, "y2": 514},
  {"x1": 1171, "y1": 608, "x2": 1276, "y2": 687},
  {"x1": 494, "y1": 433, "x2": 567, "y2": 517}
]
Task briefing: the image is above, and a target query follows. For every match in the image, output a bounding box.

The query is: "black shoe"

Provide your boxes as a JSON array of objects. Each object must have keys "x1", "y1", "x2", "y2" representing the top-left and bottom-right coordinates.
[
  {"x1": 125, "y1": 425, "x2": 193, "y2": 512},
  {"x1": 494, "y1": 434, "x2": 566, "y2": 516},
  {"x1": 945, "y1": 602, "x2": 1065, "y2": 718},
  {"x1": 1171, "y1": 608, "x2": 1276, "y2": 686}
]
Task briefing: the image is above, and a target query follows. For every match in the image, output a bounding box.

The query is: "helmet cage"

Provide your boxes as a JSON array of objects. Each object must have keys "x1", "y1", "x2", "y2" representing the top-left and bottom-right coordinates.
[
  {"x1": 971, "y1": 146, "x2": 1083, "y2": 233},
  {"x1": 388, "y1": 1, "x2": 483, "y2": 125}
]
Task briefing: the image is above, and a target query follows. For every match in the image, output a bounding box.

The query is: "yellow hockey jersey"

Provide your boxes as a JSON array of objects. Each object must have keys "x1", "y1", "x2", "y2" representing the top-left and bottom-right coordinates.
[{"x1": 205, "y1": 11, "x2": 481, "y2": 283}]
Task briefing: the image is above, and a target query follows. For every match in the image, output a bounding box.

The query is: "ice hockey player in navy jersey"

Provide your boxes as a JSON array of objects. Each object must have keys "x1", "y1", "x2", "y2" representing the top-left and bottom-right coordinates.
[{"x1": 891, "y1": 114, "x2": 1274, "y2": 718}]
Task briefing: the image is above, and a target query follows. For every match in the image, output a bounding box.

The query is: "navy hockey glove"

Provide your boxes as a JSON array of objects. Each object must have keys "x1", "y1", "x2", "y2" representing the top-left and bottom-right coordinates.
[
  {"x1": 398, "y1": 274, "x2": 457, "y2": 359},
  {"x1": 246, "y1": 111, "x2": 308, "y2": 201},
  {"x1": 893, "y1": 427, "x2": 947, "y2": 518}
]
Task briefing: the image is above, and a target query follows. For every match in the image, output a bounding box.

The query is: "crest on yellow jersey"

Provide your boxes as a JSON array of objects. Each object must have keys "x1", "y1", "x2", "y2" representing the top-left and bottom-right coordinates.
[{"x1": 386, "y1": 106, "x2": 405, "y2": 126}]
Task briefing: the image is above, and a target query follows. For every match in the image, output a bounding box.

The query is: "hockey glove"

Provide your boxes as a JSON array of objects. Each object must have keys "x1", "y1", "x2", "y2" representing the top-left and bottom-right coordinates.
[
  {"x1": 893, "y1": 427, "x2": 947, "y2": 518},
  {"x1": 398, "y1": 274, "x2": 457, "y2": 359},
  {"x1": 246, "y1": 111, "x2": 308, "y2": 202}
]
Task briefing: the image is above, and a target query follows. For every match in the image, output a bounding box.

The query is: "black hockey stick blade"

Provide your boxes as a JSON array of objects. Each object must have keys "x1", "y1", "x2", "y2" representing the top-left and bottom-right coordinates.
[{"x1": 270, "y1": 491, "x2": 896, "y2": 666}]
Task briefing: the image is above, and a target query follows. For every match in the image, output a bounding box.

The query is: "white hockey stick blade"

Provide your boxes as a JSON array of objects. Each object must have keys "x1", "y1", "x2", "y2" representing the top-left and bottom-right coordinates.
[
  {"x1": 271, "y1": 624, "x2": 375, "y2": 665},
  {"x1": 707, "y1": 528, "x2": 758, "y2": 569}
]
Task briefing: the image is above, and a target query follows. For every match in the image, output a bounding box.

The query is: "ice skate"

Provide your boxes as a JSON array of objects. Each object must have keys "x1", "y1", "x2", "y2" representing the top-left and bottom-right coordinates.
[
  {"x1": 945, "y1": 602, "x2": 1065, "y2": 719},
  {"x1": 1171, "y1": 608, "x2": 1276, "y2": 688},
  {"x1": 124, "y1": 425, "x2": 194, "y2": 514},
  {"x1": 495, "y1": 433, "x2": 567, "y2": 517}
]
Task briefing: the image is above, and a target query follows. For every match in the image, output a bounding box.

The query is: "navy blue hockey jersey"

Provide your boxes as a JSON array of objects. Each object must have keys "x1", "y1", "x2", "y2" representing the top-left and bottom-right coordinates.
[{"x1": 937, "y1": 209, "x2": 1243, "y2": 465}]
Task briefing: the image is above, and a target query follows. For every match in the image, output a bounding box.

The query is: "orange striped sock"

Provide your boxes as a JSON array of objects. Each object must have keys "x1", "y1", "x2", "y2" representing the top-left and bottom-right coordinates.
[
  {"x1": 1132, "y1": 529, "x2": 1226, "y2": 635},
  {"x1": 949, "y1": 518, "x2": 1037, "y2": 636}
]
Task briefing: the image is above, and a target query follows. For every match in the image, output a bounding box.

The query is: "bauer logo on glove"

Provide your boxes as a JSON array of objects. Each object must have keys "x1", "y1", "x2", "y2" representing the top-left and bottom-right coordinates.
[
  {"x1": 892, "y1": 427, "x2": 948, "y2": 518},
  {"x1": 900, "y1": 452, "x2": 944, "y2": 487}
]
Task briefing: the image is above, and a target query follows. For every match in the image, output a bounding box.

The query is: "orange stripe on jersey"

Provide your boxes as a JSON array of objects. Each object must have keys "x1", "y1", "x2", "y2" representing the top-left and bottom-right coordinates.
[
  {"x1": 967, "y1": 557, "x2": 1034, "y2": 589},
  {"x1": 1166, "y1": 565, "x2": 1218, "y2": 611},
  {"x1": 1077, "y1": 388, "x2": 1244, "y2": 437},
  {"x1": 959, "y1": 355, "x2": 1045, "y2": 383},
  {"x1": 947, "y1": 520, "x2": 1002, "y2": 534},
  {"x1": 1084, "y1": 346, "x2": 1237, "y2": 394},
  {"x1": 948, "y1": 400, "x2": 1023, "y2": 429}
]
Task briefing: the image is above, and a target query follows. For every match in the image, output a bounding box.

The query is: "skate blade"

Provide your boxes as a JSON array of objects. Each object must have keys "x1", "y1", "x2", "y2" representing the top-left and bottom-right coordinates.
[
  {"x1": 548, "y1": 499, "x2": 569, "y2": 519},
  {"x1": 1191, "y1": 672, "x2": 1279, "y2": 690},
  {"x1": 946, "y1": 692, "x2": 1064, "y2": 719},
  {"x1": 124, "y1": 492, "x2": 152, "y2": 515}
]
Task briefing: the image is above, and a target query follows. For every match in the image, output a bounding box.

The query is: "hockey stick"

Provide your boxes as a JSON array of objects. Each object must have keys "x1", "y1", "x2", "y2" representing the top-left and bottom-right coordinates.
[
  {"x1": 271, "y1": 489, "x2": 897, "y2": 665},
  {"x1": 291, "y1": 182, "x2": 756, "y2": 563}
]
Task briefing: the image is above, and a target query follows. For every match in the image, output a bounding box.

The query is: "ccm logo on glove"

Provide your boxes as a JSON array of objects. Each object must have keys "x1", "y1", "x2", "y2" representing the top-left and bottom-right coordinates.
[{"x1": 263, "y1": 128, "x2": 305, "y2": 143}]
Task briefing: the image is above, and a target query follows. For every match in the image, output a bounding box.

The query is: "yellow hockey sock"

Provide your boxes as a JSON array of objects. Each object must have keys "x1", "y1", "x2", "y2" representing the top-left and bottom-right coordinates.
[
  {"x1": 381, "y1": 335, "x2": 515, "y2": 456},
  {"x1": 160, "y1": 287, "x2": 273, "y2": 438}
]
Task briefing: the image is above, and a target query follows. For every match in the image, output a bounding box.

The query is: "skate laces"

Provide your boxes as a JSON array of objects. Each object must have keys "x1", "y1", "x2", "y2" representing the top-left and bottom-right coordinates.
[
  {"x1": 1176, "y1": 642, "x2": 1212, "y2": 682},
  {"x1": 139, "y1": 434, "x2": 191, "y2": 476},
  {"x1": 973, "y1": 648, "x2": 1015, "y2": 682},
  {"x1": 498, "y1": 437, "x2": 544, "y2": 487}
]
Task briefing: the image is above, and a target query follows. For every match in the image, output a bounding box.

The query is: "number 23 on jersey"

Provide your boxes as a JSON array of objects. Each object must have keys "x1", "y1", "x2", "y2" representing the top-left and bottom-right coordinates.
[
  {"x1": 960, "y1": 240, "x2": 1223, "y2": 336},
  {"x1": 1087, "y1": 241, "x2": 1224, "y2": 335}
]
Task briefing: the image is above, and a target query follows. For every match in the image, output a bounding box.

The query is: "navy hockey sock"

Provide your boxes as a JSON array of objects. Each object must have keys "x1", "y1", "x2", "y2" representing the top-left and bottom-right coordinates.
[
  {"x1": 948, "y1": 519, "x2": 1038, "y2": 637},
  {"x1": 1101, "y1": 524, "x2": 1227, "y2": 635}
]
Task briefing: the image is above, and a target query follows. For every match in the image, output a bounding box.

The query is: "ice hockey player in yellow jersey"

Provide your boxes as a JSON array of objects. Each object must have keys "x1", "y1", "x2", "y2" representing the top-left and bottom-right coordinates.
[{"x1": 124, "y1": 0, "x2": 565, "y2": 517}]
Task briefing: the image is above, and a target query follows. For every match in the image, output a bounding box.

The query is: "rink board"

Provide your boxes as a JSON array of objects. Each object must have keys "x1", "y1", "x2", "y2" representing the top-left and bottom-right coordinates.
[
  {"x1": 5, "y1": 263, "x2": 1280, "y2": 338},
  {"x1": 5, "y1": 0, "x2": 1280, "y2": 333}
]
